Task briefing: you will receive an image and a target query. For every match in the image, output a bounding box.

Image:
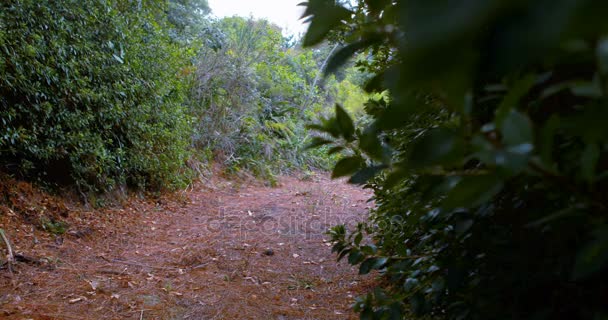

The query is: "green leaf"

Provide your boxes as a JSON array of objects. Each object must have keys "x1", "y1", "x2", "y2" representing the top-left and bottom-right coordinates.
[
  {"x1": 349, "y1": 165, "x2": 386, "y2": 185},
  {"x1": 442, "y1": 175, "x2": 504, "y2": 209},
  {"x1": 495, "y1": 75, "x2": 536, "y2": 127},
  {"x1": 305, "y1": 123, "x2": 326, "y2": 132},
  {"x1": 360, "y1": 244, "x2": 377, "y2": 255},
  {"x1": 359, "y1": 258, "x2": 376, "y2": 274},
  {"x1": 404, "y1": 278, "x2": 419, "y2": 291},
  {"x1": 359, "y1": 124, "x2": 386, "y2": 161},
  {"x1": 354, "y1": 232, "x2": 363, "y2": 245},
  {"x1": 325, "y1": 39, "x2": 377, "y2": 75},
  {"x1": 335, "y1": 104, "x2": 355, "y2": 141},
  {"x1": 409, "y1": 128, "x2": 465, "y2": 169},
  {"x1": 501, "y1": 110, "x2": 534, "y2": 147},
  {"x1": 383, "y1": 167, "x2": 409, "y2": 189},
  {"x1": 359, "y1": 257, "x2": 388, "y2": 274},
  {"x1": 332, "y1": 155, "x2": 364, "y2": 178},
  {"x1": 305, "y1": 137, "x2": 332, "y2": 149},
  {"x1": 301, "y1": 1, "x2": 352, "y2": 47},
  {"x1": 337, "y1": 248, "x2": 351, "y2": 262},
  {"x1": 348, "y1": 250, "x2": 365, "y2": 265}
]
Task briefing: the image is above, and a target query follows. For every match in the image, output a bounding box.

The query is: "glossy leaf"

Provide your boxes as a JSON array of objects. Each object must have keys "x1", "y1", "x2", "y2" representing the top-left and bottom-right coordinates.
[
  {"x1": 442, "y1": 175, "x2": 504, "y2": 209},
  {"x1": 409, "y1": 128, "x2": 465, "y2": 169},
  {"x1": 325, "y1": 40, "x2": 375, "y2": 75},
  {"x1": 332, "y1": 155, "x2": 364, "y2": 178},
  {"x1": 349, "y1": 165, "x2": 387, "y2": 184},
  {"x1": 335, "y1": 104, "x2": 355, "y2": 141},
  {"x1": 501, "y1": 110, "x2": 534, "y2": 147},
  {"x1": 359, "y1": 257, "x2": 388, "y2": 274},
  {"x1": 301, "y1": 0, "x2": 352, "y2": 47}
]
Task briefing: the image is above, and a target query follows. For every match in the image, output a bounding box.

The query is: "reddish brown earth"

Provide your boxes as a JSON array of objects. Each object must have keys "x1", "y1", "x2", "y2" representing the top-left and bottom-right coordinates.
[{"x1": 0, "y1": 173, "x2": 375, "y2": 319}]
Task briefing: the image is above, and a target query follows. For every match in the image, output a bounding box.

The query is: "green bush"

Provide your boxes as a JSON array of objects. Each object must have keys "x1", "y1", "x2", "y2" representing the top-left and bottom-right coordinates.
[
  {"x1": 0, "y1": 0, "x2": 194, "y2": 192},
  {"x1": 304, "y1": 0, "x2": 608, "y2": 319},
  {"x1": 189, "y1": 17, "x2": 343, "y2": 180}
]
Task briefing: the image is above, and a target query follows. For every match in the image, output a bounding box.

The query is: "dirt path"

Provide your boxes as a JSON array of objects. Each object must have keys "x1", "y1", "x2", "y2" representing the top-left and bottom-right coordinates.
[{"x1": 0, "y1": 174, "x2": 374, "y2": 319}]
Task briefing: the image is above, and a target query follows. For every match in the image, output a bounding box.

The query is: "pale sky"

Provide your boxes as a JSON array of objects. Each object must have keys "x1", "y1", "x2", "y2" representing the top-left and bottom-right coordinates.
[{"x1": 207, "y1": 0, "x2": 309, "y2": 36}]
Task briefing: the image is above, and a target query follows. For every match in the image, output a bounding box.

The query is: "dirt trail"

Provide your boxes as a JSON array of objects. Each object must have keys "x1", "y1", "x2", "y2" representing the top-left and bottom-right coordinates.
[{"x1": 0, "y1": 174, "x2": 374, "y2": 319}]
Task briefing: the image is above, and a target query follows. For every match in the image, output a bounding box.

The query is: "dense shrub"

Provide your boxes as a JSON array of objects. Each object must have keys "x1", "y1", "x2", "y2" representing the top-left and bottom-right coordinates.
[
  {"x1": 304, "y1": 0, "x2": 608, "y2": 319},
  {"x1": 0, "y1": 0, "x2": 371, "y2": 194},
  {"x1": 189, "y1": 16, "x2": 365, "y2": 182},
  {"x1": 0, "y1": 0, "x2": 194, "y2": 192}
]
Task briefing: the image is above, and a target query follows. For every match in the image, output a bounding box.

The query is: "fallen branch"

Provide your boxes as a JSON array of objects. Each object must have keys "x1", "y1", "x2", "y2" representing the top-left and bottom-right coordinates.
[
  {"x1": 0, "y1": 228, "x2": 15, "y2": 273},
  {"x1": 14, "y1": 253, "x2": 41, "y2": 265}
]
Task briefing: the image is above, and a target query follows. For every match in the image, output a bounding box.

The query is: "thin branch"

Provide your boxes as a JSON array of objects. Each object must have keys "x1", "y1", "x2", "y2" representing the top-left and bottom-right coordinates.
[{"x1": 0, "y1": 229, "x2": 15, "y2": 273}]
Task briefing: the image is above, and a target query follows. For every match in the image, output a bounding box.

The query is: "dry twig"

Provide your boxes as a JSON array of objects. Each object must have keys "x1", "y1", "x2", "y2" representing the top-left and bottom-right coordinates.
[{"x1": 0, "y1": 228, "x2": 15, "y2": 273}]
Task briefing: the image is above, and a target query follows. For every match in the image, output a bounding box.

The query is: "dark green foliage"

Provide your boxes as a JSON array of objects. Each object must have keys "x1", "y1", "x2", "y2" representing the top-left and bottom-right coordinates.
[
  {"x1": 0, "y1": 0, "x2": 194, "y2": 193},
  {"x1": 304, "y1": 0, "x2": 608, "y2": 318},
  {"x1": 0, "y1": 0, "x2": 364, "y2": 193}
]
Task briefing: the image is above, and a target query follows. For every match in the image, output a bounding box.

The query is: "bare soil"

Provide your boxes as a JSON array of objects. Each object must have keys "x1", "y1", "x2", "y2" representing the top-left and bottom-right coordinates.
[{"x1": 0, "y1": 173, "x2": 374, "y2": 319}]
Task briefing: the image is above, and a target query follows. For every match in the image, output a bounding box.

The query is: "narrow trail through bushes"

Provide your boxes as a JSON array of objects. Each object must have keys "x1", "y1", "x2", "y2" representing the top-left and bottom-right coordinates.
[{"x1": 0, "y1": 174, "x2": 374, "y2": 319}]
